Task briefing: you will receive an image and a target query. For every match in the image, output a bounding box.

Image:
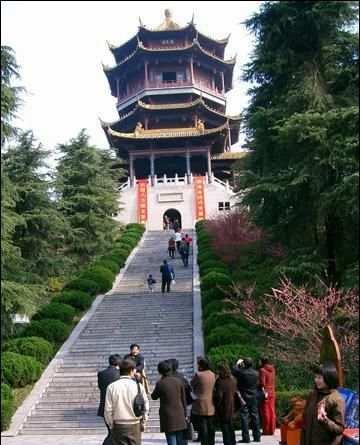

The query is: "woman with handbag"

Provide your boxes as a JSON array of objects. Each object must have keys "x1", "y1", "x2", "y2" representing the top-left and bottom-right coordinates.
[
  {"x1": 151, "y1": 360, "x2": 187, "y2": 445},
  {"x1": 214, "y1": 363, "x2": 237, "y2": 445}
]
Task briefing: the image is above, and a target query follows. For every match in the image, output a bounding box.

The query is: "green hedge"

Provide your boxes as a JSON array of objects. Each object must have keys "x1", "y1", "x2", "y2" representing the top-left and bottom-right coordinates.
[
  {"x1": 199, "y1": 260, "x2": 229, "y2": 275},
  {"x1": 2, "y1": 352, "x2": 43, "y2": 387},
  {"x1": 1, "y1": 383, "x2": 13, "y2": 401},
  {"x1": 1, "y1": 398, "x2": 14, "y2": 431},
  {"x1": 125, "y1": 223, "x2": 145, "y2": 232},
  {"x1": 64, "y1": 278, "x2": 100, "y2": 296},
  {"x1": 203, "y1": 313, "x2": 258, "y2": 336},
  {"x1": 3, "y1": 337, "x2": 54, "y2": 364},
  {"x1": 113, "y1": 246, "x2": 132, "y2": 257},
  {"x1": 100, "y1": 254, "x2": 126, "y2": 267},
  {"x1": 92, "y1": 259, "x2": 119, "y2": 274},
  {"x1": 21, "y1": 319, "x2": 71, "y2": 344},
  {"x1": 32, "y1": 303, "x2": 75, "y2": 325},
  {"x1": 205, "y1": 324, "x2": 254, "y2": 350},
  {"x1": 202, "y1": 288, "x2": 228, "y2": 305},
  {"x1": 80, "y1": 266, "x2": 115, "y2": 292},
  {"x1": 201, "y1": 271, "x2": 232, "y2": 292},
  {"x1": 53, "y1": 290, "x2": 93, "y2": 311},
  {"x1": 207, "y1": 344, "x2": 263, "y2": 368},
  {"x1": 202, "y1": 300, "x2": 233, "y2": 319}
]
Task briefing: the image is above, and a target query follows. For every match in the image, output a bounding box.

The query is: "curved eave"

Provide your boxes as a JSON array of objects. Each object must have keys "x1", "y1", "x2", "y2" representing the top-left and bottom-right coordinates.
[
  {"x1": 104, "y1": 40, "x2": 236, "y2": 77},
  {"x1": 106, "y1": 121, "x2": 229, "y2": 140},
  {"x1": 108, "y1": 34, "x2": 139, "y2": 62},
  {"x1": 197, "y1": 31, "x2": 230, "y2": 46}
]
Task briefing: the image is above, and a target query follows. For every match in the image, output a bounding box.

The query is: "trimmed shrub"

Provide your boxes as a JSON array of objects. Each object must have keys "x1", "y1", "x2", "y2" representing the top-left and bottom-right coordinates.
[
  {"x1": 197, "y1": 249, "x2": 216, "y2": 265},
  {"x1": 202, "y1": 288, "x2": 228, "y2": 306},
  {"x1": 64, "y1": 278, "x2": 100, "y2": 296},
  {"x1": 126, "y1": 223, "x2": 145, "y2": 232},
  {"x1": 3, "y1": 337, "x2": 54, "y2": 364},
  {"x1": 1, "y1": 398, "x2": 14, "y2": 431},
  {"x1": 32, "y1": 303, "x2": 75, "y2": 325},
  {"x1": 21, "y1": 319, "x2": 70, "y2": 344},
  {"x1": 201, "y1": 272, "x2": 232, "y2": 292},
  {"x1": 101, "y1": 254, "x2": 126, "y2": 267},
  {"x1": 1, "y1": 352, "x2": 43, "y2": 387},
  {"x1": 124, "y1": 229, "x2": 143, "y2": 238},
  {"x1": 53, "y1": 290, "x2": 93, "y2": 311},
  {"x1": 201, "y1": 267, "x2": 230, "y2": 278},
  {"x1": 205, "y1": 324, "x2": 254, "y2": 350},
  {"x1": 1, "y1": 383, "x2": 13, "y2": 401},
  {"x1": 203, "y1": 313, "x2": 258, "y2": 336},
  {"x1": 202, "y1": 300, "x2": 233, "y2": 319},
  {"x1": 200, "y1": 260, "x2": 228, "y2": 275},
  {"x1": 92, "y1": 259, "x2": 119, "y2": 274},
  {"x1": 207, "y1": 344, "x2": 263, "y2": 369},
  {"x1": 113, "y1": 245, "x2": 132, "y2": 257},
  {"x1": 80, "y1": 266, "x2": 115, "y2": 293}
]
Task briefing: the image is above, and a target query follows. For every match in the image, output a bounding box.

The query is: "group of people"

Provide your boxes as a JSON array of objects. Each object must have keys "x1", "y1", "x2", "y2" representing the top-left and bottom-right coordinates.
[
  {"x1": 99, "y1": 346, "x2": 346, "y2": 445},
  {"x1": 146, "y1": 231, "x2": 193, "y2": 293}
]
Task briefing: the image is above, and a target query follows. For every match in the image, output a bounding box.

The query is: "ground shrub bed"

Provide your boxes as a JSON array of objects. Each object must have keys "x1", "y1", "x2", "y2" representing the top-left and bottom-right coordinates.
[{"x1": 1, "y1": 224, "x2": 145, "y2": 432}]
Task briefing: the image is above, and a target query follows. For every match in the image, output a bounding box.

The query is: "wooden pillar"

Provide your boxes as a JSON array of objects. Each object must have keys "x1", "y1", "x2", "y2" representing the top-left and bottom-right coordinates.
[
  {"x1": 207, "y1": 149, "x2": 212, "y2": 181},
  {"x1": 190, "y1": 57, "x2": 194, "y2": 84},
  {"x1": 144, "y1": 60, "x2": 149, "y2": 88},
  {"x1": 186, "y1": 150, "x2": 191, "y2": 176},
  {"x1": 150, "y1": 153, "x2": 155, "y2": 176},
  {"x1": 129, "y1": 153, "x2": 135, "y2": 185}
]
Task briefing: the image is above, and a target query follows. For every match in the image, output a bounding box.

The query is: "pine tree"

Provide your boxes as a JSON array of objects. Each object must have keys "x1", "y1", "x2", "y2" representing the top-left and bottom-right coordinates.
[
  {"x1": 237, "y1": 1, "x2": 359, "y2": 285},
  {"x1": 55, "y1": 129, "x2": 120, "y2": 264}
]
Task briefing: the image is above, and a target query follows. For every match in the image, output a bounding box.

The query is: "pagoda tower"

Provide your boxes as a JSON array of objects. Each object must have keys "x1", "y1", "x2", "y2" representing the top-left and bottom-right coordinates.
[{"x1": 101, "y1": 10, "x2": 242, "y2": 229}]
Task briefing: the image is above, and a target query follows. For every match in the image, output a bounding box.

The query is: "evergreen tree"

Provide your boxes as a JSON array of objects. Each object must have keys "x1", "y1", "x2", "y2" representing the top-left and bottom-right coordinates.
[
  {"x1": 3, "y1": 131, "x2": 70, "y2": 278},
  {"x1": 1, "y1": 45, "x2": 24, "y2": 145},
  {"x1": 55, "y1": 129, "x2": 120, "y2": 264},
  {"x1": 237, "y1": 1, "x2": 359, "y2": 285}
]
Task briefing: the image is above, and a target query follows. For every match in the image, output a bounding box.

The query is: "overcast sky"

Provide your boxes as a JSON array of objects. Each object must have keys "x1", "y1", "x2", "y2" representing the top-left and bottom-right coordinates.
[{"x1": 1, "y1": 1, "x2": 262, "y2": 156}]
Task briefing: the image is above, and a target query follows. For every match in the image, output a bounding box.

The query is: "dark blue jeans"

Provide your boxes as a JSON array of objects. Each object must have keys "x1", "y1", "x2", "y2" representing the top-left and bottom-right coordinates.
[
  {"x1": 239, "y1": 396, "x2": 261, "y2": 442},
  {"x1": 165, "y1": 430, "x2": 186, "y2": 445}
]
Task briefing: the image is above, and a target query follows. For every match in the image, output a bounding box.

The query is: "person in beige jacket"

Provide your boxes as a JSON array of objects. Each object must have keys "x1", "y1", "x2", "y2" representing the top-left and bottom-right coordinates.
[
  {"x1": 191, "y1": 357, "x2": 216, "y2": 445},
  {"x1": 104, "y1": 358, "x2": 149, "y2": 445}
]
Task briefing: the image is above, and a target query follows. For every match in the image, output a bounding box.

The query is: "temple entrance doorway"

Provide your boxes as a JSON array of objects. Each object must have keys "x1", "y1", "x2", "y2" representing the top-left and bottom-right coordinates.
[{"x1": 163, "y1": 208, "x2": 182, "y2": 230}]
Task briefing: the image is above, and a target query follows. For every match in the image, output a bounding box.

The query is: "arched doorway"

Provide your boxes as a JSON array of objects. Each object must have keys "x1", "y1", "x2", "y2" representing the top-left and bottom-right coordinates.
[{"x1": 163, "y1": 209, "x2": 182, "y2": 230}]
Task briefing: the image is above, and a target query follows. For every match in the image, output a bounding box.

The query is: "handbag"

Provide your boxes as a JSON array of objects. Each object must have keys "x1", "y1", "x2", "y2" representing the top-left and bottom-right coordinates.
[
  {"x1": 133, "y1": 381, "x2": 146, "y2": 417},
  {"x1": 185, "y1": 419, "x2": 194, "y2": 441}
]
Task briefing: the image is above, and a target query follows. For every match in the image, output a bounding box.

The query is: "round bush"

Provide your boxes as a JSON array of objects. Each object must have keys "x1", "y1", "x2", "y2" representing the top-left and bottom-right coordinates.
[
  {"x1": 113, "y1": 245, "x2": 132, "y2": 257},
  {"x1": 202, "y1": 288, "x2": 227, "y2": 306},
  {"x1": 201, "y1": 272, "x2": 232, "y2": 292},
  {"x1": 126, "y1": 223, "x2": 145, "y2": 232},
  {"x1": 205, "y1": 324, "x2": 254, "y2": 350},
  {"x1": 80, "y1": 266, "x2": 115, "y2": 293},
  {"x1": 1, "y1": 383, "x2": 13, "y2": 401},
  {"x1": 119, "y1": 237, "x2": 138, "y2": 249},
  {"x1": 1, "y1": 398, "x2": 14, "y2": 431},
  {"x1": 202, "y1": 300, "x2": 233, "y2": 319},
  {"x1": 32, "y1": 303, "x2": 75, "y2": 325},
  {"x1": 101, "y1": 254, "x2": 126, "y2": 267},
  {"x1": 3, "y1": 337, "x2": 54, "y2": 364},
  {"x1": 53, "y1": 290, "x2": 93, "y2": 311},
  {"x1": 21, "y1": 319, "x2": 70, "y2": 344},
  {"x1": 64, "y1": 278, "x2": 100, "y2": 296},
  {"x1": 124, "y1": 229, "x2": 142, "y2": 238},
  {"x1": 1, "y1": 352, "x2": 43, "y2": 387},
  {"x1": 207, "y1": 344, "x2": 263, "y2": 369},
  {"x1": 197, "y1": 249, "x2": 215, "y2": 265},
  {"x1": 200, "y1": 260, "x2": 228, "y2": 275},
  {"x1": 203, "y1": 313, "x2": 249, "y2": 336},
  {"x1": 92, "y1": 260, "x2": 119, "y2": 274}
]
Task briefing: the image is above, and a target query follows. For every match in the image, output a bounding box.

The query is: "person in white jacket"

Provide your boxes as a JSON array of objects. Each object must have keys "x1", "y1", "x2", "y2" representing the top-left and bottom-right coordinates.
[{"x1": 105, "y1": 358, "x2": 149, "y2": 445}]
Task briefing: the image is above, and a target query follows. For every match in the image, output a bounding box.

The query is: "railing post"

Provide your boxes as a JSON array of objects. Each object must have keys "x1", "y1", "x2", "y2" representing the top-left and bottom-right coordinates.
[
  {"x1": 175, "y1": 173, "x2": 178, "y2": 184},
  {"x1": 163, "y1": 174, "x2": 167, "y2": 184}
]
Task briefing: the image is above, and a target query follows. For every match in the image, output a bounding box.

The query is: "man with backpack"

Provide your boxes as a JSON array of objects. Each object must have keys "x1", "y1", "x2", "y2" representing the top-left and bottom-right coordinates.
[
  {"x1": 160, "y1": 259, "x2": 175, "y2": 293},
  {"x1": 104, "y1": 358, "x2": 149, "y2": 445}
]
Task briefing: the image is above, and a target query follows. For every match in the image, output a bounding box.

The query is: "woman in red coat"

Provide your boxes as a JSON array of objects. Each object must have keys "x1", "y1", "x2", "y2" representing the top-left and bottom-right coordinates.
[{"x1": 259, "y1": 357, "x2": 276, "y2": 435}]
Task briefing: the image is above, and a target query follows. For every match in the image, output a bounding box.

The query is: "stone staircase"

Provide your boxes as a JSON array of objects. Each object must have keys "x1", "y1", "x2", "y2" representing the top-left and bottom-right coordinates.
[{"x1": 19, "y1": 230, "x2": 195, "y2": 435}]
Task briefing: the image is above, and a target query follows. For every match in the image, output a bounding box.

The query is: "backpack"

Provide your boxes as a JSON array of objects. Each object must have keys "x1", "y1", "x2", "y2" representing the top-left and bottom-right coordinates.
[{"x1": 133, "y1": 380, "x2": 146, "y2": 417}]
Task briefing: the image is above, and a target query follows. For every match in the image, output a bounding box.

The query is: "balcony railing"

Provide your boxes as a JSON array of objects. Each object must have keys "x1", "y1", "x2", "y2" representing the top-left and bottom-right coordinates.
[{"x1": 117, "y1": 79, "x2": 224, "y2": 106}]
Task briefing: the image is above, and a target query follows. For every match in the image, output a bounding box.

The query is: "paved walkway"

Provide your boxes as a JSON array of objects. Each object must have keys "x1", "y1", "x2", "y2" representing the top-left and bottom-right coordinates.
[{"x1": 2, "y1": 430, "x2": 281, "y2": 445}]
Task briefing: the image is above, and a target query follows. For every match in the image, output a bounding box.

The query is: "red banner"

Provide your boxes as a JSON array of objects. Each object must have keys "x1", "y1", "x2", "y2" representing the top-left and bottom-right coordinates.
[
  {"x1": 137, "y1": 179, "x2": 148, "y2": 224},
  {"x1": 194, "y1": 176, "x2": 206, "y2": 220}
]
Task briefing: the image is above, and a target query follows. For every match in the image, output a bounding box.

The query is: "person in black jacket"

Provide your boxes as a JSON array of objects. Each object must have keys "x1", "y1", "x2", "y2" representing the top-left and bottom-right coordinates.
[
  {"x1": 232, "y1": 357, "x2": 261, "y2": 443},
  {"x1": 97, "y1": 354, "x2": 122, "y2": 445}
]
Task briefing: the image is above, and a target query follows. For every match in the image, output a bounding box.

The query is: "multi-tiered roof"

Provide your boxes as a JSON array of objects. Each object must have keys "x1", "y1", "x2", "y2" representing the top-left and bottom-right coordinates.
[{"x1": 101, "y1": 10, "x2": 241, "y2": 169}]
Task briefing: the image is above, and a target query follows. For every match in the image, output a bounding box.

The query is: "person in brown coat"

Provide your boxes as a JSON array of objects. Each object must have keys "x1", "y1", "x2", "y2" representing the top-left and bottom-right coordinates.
[
  {"x1": 214, "y1": 363, "x2": 237, "y2": 445},
  {"x1": 191, "y1": 357, "x2": 216, "y2": 445},
  {"x1": 300, "y1": 361, "x2": 345, "y2": 445},
  {"x1": 151, "y1": 360, "x2": 187, "y2": 445}
]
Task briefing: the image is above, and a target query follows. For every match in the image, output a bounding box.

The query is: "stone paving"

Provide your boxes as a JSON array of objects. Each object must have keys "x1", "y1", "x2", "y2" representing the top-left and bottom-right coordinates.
[{"x1": 2, "y1": 430, "x2": 281, "y2": 445}]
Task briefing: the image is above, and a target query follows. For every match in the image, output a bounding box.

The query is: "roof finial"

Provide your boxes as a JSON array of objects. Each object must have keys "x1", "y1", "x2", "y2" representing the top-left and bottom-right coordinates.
[
  {"x1": 139, "y1": 16, "x2": 144, "y2": 27},
  {"x1": 190, "y1": 11, "x2": 195, "y2": 25},
  {"x1": 164, "y1": 8, "x2": 172, "y2": 19}
]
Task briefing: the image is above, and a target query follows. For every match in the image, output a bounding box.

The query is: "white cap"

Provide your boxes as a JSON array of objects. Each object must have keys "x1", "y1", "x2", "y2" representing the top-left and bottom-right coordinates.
[{"x1": 236, "y1": 359, "x2": 244, "y2": 367}]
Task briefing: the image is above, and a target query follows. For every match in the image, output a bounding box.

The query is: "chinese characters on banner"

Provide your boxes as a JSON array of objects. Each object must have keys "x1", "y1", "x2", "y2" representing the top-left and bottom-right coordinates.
[
  {"x1": 194, "y1": 176, "x2": 206, "y2": 220},
  {"x1": 137, "y1": 179, "x2": 148, "y2": 224}
]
